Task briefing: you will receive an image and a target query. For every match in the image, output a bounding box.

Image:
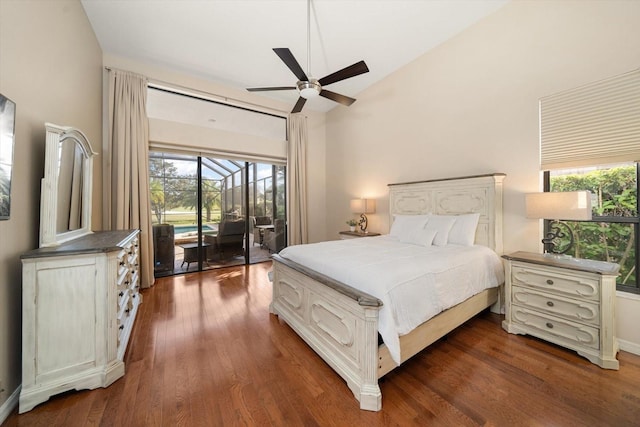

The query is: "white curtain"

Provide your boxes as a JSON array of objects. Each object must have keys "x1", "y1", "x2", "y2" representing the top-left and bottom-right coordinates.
[
  {"x1": 287, "y1": 113, "x2": 308, "y2": 245},
  {"x1": 104, "y1": 69, "x2": 155, "y2": 288}
]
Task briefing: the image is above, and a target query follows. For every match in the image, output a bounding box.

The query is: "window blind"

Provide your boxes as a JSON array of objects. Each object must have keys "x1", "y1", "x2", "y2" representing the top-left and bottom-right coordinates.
[{"x1": 540, "y1": 69, "x2": 640, "y2": 170}]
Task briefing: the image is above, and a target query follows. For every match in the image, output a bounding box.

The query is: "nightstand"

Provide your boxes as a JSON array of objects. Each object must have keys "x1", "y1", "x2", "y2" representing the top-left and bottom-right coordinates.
[
  {"x1": 339, "y1": 231, "x2": 381, "y2": 239},
  {"x1": 502, "y1": 251, "x2": 620, "y2": 369}
]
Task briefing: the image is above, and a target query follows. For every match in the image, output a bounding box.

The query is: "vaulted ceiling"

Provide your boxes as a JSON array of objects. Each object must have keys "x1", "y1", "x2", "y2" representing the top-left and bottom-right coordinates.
[{"x1": 81, "y1": 0, "x2": 509, "y2": 113}]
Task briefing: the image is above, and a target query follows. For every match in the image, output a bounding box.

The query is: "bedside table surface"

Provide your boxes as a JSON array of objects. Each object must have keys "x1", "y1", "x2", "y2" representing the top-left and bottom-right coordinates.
[
  {"x1": 339, "y1": 231, "x2": 381, "y2": 237},
  {"x1": 503, "y1": 251, "x2": 619, "y2": 276}
]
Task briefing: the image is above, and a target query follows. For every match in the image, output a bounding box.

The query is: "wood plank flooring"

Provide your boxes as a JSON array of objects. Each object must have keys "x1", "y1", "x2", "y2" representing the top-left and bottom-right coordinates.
[{"x1": 4, "y1": 261, "x2": 640, "y2": 426}]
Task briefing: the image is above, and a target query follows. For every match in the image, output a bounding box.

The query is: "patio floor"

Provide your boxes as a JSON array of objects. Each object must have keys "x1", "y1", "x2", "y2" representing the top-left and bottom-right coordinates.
[{"x1": 154, "y1": 232, "x2": 273, "y2": 277}]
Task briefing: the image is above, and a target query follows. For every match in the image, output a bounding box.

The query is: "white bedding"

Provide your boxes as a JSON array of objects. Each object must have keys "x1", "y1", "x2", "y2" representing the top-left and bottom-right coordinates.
[{"x1": 278, "y1": 236, "x2": 504, "y2": 365}]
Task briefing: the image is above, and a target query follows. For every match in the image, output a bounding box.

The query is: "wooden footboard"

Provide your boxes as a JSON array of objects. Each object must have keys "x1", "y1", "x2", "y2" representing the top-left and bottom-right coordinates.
[
  {"x1": 270, "y1": 255, "x2": 500, "y2": 411},
  {"x1": 270, "y1": 255, "x2": 384, "y2": 411}
]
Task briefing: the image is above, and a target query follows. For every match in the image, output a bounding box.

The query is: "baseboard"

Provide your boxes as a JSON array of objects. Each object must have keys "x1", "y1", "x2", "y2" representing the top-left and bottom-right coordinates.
[
  {"x1": 0, "y1": 385, "x2": 20, "y2": 425},
  {"x1": 619, "y1": 338, "x2": 640, "y2": 356}
]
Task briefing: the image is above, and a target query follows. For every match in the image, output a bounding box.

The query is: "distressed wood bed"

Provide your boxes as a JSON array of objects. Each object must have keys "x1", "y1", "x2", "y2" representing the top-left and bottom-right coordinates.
[{"x1": 269, "y1": 173, "x2": 505, "y2": 411}]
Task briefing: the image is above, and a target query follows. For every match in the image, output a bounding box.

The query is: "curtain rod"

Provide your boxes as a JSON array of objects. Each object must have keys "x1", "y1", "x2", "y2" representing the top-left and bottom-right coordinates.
[{"x1": 104, "y1": 66, "x2": 291, "y2": 118}]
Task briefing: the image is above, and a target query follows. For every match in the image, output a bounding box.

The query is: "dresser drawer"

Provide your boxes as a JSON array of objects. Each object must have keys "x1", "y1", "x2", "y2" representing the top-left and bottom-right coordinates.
[
  {"x1": 512, "y1": 264, "x2": 600, "y2": 302},
  {"x1": 117, "y1": 291, "x2": 131, "y2": 320},
  {"x1": 511, "y1": 285, "x2": 600, "y2": 327},
  {"x1": 117, "y1": 269, "x2": 132, "y2": 290},
  {"x1": 125, "y1": 239, "x2": 139, "y2": 265},
  {"x1": 117, "y1": 248, "x2": 129, "y2": 276},
  {"x1": 511, "y1": 306, "x2": 599, "y2": 350},
  {"x1": 117, "y1": 287, "x2": 129, "y2": 311}
]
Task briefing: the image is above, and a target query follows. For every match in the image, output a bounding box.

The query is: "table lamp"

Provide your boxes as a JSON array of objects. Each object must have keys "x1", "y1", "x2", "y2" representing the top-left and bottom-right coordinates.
[
  {"x1": 526, "y1": 191, "x2": 592, "y2": 255},
  {"x1": 350, "y1": 198, "x2": 376, "y2": 233}
]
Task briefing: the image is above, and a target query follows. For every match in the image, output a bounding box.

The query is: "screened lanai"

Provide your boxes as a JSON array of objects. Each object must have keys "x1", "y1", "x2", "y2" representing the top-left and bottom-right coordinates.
[{"x1": 149, "y1": 151, "x2": 286, "y2": 276}]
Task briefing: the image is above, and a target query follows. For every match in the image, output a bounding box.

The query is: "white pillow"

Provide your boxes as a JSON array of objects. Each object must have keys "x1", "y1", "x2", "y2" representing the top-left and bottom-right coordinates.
[
  {"x1": 424, "y1": 215, "x2": 456, "y2": 246},
  {"x1": 389, "y1": 215, "x2": 429, "y2": 243},
  {"x1": 405, "y1": 227, "x2": 438, "y2": 246},
  {"x1": 447, "y1": 213, "x2": 481, "y2": 246}
]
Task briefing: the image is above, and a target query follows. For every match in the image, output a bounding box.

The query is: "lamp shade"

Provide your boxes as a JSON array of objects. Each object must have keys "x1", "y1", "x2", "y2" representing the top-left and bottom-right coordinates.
[
  {"x1": 350, "y1": 198, "x2": 376, "y2": 214},
  {"x1": 525, "y1": 191, "x2": 592, "y2": 221}
]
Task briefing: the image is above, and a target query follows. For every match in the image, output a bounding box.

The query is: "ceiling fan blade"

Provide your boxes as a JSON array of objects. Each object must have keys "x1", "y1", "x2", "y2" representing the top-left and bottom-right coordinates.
[
  {"x1": 319, "y1": 90, "x2": 356, "y2": 106},
  {"x1": 247, "y1": 86, "x2": 296, "y2": 92},
  {"x1": 291, "y1": 97, "x2": 307, "y2": 113},
  {"x1": 273, "y1": 48, "x2": 309, "y2": 82},
  {"x1": 318, "y1": 60, "x2": 369, "y2": 87}
]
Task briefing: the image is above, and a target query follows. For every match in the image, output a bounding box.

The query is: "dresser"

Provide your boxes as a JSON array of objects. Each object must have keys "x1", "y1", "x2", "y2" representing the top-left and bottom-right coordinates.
[
  {"x1": 502, "y1": 251, "x2": 619, "y2": 369},
  {"x1": 19, "y1": 229, "x2": 141, "y2": 413}
]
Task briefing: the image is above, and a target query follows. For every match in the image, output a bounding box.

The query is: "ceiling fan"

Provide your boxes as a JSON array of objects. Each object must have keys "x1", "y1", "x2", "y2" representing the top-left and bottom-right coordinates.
[{"x1": 246, "y1": 0, "x2": 369, "y2": 113}]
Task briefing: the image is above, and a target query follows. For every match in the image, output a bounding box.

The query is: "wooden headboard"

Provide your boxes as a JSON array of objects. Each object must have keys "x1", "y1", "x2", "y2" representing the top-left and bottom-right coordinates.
[{"x1": 388, "y1": 173, "x2": 505, "y2": 254}]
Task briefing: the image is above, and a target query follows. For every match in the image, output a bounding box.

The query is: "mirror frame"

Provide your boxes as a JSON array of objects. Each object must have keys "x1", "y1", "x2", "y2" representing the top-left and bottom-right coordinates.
[{"x1": 39, "y1": 123, "x2": 97, "y2": 247}]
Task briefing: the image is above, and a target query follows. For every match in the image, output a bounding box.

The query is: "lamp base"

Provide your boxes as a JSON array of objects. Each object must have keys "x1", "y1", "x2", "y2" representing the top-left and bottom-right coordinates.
[
  {"x1": 542, "y1": 220, "x2": 574, "y2": 254},
  {"x1": 358, "y1": 214, "x2": 368, "y2": 233}
]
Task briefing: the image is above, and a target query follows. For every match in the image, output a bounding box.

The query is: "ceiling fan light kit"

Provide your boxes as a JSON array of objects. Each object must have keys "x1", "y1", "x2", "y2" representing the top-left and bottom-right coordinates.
[
  {"x1": 246, "y1": 0, "x2": 369, "y2": 113},
  {"x1": 298, "y1": 80, "x2": 321, "y2": 99}
]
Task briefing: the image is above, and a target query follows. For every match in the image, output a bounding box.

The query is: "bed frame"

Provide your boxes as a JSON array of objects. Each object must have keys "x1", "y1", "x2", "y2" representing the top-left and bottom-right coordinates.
[{"x1": 270, "y1": 173, "x2": 505, "y2": 411}]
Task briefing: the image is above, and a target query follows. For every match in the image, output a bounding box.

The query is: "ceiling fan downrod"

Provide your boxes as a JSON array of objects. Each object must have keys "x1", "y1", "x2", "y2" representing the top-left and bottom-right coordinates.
[
  {"x1": 299, "y1": 0, "x2": 321, "y2": 99},
  {"x1": 306, "y1": 0, "x2": 311, "y2": 77}
]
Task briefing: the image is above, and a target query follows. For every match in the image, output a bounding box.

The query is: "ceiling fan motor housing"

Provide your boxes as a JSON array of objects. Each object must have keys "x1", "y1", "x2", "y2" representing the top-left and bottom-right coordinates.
[{"x1": 297, "y1": 79, "x2": 321, "y2": 99}]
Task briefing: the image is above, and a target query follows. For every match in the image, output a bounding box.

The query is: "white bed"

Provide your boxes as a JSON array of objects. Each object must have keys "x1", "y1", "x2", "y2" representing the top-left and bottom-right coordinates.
[{"x1": 269, "y1": 173, "x2": 505, "y2": 411}]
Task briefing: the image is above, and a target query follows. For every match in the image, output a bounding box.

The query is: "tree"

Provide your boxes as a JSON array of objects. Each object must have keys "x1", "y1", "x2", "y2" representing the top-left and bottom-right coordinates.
[
  {"x1": 180, "y1": 178, "x2": 222, "y2": 223},
  {"x1": 149, "y1": 158, "x2": 190, "y2": 223},
  {"x1": 149, "y1": 180, "x2": 165, "y2": 223},
  {"x1": 551, "y1": 165, "x2": 637, "y2": 285}
]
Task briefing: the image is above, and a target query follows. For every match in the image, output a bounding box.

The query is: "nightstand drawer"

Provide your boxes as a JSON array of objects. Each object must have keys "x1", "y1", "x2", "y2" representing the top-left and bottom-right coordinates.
[
  {"x1": 511, "y1": 306, "x2": 600, "y2": 350},
  {"x1": 512, "y1": 285, "x2": 600, "y2": 326},
  {"x1": 512, "y1": 264, "x2": 599, "y2": 302}
]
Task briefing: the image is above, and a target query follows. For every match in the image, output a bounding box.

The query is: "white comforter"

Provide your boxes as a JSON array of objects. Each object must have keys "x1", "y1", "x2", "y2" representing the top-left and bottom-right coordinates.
[{"x1": 277, "y1": 236, "x2": 504, "y2": 365}]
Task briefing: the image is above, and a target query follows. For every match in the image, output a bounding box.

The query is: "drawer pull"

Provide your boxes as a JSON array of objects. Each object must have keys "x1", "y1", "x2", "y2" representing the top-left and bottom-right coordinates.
[
  {"x1": 119, "y1": 325, "x2": 124, "y2": 330},
  {"x1": 120, "y1": 261, "x2": 125, "y2": 266},
  {"x1": 119, "y1": 291, "x2": 124, "y2": 297},
  {"x1": 125, "y1": 308, "x2": 130, "y2": 314},
  {"x1": 546, "y1": 279, "x2": 554, "y2": 285},
  {"x1": 546, "y1": 301, "x2": 554, "y2": 307},
  {"x1": 546, "y1": 322, "x2": 554, "y2": 329}
]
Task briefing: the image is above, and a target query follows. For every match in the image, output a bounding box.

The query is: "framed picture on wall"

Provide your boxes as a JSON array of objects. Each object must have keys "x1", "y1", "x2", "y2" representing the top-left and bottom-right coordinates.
[{"x1": 0, "y1": 94, "x2": 16, "y2": 220}]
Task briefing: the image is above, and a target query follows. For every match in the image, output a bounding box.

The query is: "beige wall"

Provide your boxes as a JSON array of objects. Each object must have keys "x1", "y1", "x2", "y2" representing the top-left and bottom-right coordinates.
[
  {"x1": 325, "y1": 0, "x2": 640, "y2": 349},
  {"x1": 0, "y1": 0, "x2": 103, "y2": 412}
]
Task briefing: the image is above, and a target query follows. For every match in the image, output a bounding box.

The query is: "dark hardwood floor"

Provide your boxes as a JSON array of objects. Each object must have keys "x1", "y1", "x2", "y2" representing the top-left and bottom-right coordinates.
[{"x1": 5, "y1": 262, "x2": 640, "y2": 426}]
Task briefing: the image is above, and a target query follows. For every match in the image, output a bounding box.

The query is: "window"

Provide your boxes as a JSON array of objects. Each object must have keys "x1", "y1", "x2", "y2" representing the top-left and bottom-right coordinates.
[{"x1": 545, "y1": 162, "x2": 639, "y2": 294}]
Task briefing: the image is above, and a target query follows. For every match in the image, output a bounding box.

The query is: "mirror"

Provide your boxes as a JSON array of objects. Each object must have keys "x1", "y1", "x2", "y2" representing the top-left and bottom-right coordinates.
[
  {"x1": 56, "y1": 138, "x2": 85, "y2": 233},
  {"x1": 39, "y1": 123, "x2": 97, "y2": 247},
  {"x1": 0, "y1": 94, "x2": 16, "y2": 220}
]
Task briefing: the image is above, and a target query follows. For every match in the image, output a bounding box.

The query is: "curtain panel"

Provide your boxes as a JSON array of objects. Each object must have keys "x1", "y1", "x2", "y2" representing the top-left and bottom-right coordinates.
[
  {"x1": 104, "y1": 69, "x2": 155, "y2": 288},
  {"x1": 287, "y1": 114, "x2": 309, "y2": 245}
]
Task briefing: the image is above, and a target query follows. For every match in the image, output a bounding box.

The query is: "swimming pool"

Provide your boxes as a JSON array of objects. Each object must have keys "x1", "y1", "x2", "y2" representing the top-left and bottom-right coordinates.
[{"x1": 173, "y1": 225, "x2": 216, "y2": 234}]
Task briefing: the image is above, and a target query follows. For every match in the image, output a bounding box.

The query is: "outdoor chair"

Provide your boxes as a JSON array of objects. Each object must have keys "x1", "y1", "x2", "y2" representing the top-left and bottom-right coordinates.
[
  {"x1": 252, "y1": 216, "x2": 272, "y2": 246},
  {"x1": 264, "y1": 218, "x2": 285, "y2": 253},
  {"x1": 205, "y1": 219, "x2": 245, "y2": 260}
]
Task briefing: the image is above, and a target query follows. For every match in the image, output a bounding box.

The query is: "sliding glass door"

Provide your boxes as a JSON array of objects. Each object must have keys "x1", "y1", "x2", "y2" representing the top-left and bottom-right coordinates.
[{"x1": 149, "y1": 151, "x2": 286, "y2": 277}]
